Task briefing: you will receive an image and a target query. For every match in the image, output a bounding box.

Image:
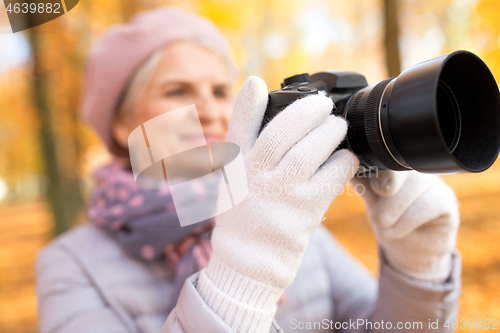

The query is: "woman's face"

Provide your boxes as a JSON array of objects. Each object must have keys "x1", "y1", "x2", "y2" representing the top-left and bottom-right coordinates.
[{"x1": 113, "y1": 40, "x2": 235, "y2": 160}]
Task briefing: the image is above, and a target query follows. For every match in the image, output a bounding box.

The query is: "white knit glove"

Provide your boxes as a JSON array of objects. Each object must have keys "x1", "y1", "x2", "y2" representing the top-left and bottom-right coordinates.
[
  {"x1": 351, "y1": 170, "x2": 460, "y2": 282},
  {"x1": 196, "y1": 76, "x2": 359, "y2": 332}
]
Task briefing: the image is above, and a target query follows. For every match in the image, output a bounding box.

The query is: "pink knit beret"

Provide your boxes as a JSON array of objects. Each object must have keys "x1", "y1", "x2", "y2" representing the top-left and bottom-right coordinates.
[{"x1": 80, "y1": 6, "x2": 236, "y2": 156}]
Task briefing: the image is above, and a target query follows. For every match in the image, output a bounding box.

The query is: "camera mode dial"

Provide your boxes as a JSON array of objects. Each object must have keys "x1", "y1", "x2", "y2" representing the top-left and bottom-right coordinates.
[{"x1": 259, "y1": 74, "x2": 321, "y2": 133}]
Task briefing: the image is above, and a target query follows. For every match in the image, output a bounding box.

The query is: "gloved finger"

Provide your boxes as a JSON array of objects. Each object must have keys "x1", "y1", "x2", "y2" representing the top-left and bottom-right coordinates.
[
  {"x1": 376, "y1": 178, "x2": 459, "y2": 241},
  {"x1": 350, "y1": 170, "x2": 411, "y2": 207},
  {"x1": 370, "y1": 170, "x2": 411, "y2": 197},
  {"x1": 251, "y1": 94, "x2": 333, "y2": 172},
  {"x1": 350, "y1": 176, "x2": 378, "y2": 207},
  {"x1": 276, "y1": 115, "x2": 348, "y2": 183},
  {"x1": 226, "y1": 76, "x2": 269, "y2": 155},
  {"x1": 307, "y1": 149, "x2": 359, "y2": 203},
  {"x1": 369, "y1": 173, "x2": 436, "y2": 228}
]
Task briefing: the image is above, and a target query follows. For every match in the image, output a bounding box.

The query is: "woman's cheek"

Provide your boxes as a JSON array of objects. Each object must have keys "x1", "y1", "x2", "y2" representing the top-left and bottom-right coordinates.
[{"x1": 223, "y1": 103, "x2": 233, "y2": 127}]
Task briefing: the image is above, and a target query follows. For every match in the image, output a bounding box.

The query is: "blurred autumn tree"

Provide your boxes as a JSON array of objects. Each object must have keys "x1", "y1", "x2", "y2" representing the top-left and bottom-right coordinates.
[
  {"x1": 27, "y1": 21, "x2": 83, "y2": 235},
  {"x1": 383, "y1": 0, "x2": 402, "y2": 76},
  {"x1": 1, "y1": 1, "x2": 153, "y2": 235}
]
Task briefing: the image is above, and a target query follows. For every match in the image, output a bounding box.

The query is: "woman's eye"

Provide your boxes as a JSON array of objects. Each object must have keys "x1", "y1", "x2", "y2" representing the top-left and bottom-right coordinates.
[
  {"x1": 214, "y1": 89, "x2": 226, "y2": 98},
  {"x1": 166, "y1": 89, "x2": 185, "y2": 96}
]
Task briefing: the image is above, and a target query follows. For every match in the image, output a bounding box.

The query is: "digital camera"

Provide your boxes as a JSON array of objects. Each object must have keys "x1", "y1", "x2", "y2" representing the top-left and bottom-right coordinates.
[{"x1": 260, "y1": 50, "x2": 500, "y2": 173}]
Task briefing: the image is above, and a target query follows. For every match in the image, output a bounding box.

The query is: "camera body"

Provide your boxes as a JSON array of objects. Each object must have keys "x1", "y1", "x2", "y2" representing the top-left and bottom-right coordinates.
[
  {"x1": 260, "y1": 71, "x2": 373, "y2": 169},
  {"x1": 261, "y1": 72, "x2": 369, "y2": 126}
]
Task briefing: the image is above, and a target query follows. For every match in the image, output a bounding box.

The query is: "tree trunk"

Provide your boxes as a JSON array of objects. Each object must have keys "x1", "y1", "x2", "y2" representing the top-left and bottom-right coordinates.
[
  {"x1": 383, "y1": 0, "x2": 401, "y2": 77},
  {"x1": 27, "y1": 23, "x2": 84, "y2": 236},
  {"x1": 27, "y1": 28, "x2": 67, "y2": 235}
]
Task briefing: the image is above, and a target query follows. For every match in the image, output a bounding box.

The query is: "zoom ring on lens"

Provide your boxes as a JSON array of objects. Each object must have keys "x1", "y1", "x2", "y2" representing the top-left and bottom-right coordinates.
[
  {"x1": 364, "y1": 78, "x2": 409, "y2": 171},
  {"x1": 346, "y1": 91, "x2": 377, "y2": 168}
]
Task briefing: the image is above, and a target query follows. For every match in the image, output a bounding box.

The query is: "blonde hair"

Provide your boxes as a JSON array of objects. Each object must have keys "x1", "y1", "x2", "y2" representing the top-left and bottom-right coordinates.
[{"x1": 115, "y1": 37, "x2": 236, "y2": 120}]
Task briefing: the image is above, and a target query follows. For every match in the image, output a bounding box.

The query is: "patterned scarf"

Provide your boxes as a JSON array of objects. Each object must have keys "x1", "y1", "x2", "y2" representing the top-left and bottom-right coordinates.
[{"x1": 86, "y1": 162, "x2": 215, "y2": 273}]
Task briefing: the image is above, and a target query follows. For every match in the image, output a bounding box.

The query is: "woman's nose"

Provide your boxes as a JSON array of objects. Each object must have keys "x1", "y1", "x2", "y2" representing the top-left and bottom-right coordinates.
[{"x1": 195, "y1": 93, "x2": 219, "y2": 124}]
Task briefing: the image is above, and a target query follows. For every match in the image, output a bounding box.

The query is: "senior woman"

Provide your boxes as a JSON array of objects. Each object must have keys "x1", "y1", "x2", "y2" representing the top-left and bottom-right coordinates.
[{"x1": 35, "y1": 6, "x2": 462, "y2": 333}]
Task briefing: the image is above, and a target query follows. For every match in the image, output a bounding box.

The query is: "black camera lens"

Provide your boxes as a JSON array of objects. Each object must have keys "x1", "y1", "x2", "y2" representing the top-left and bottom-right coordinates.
[{"x1": 344, "y1": 50, "x2": 500, "y2": 173}]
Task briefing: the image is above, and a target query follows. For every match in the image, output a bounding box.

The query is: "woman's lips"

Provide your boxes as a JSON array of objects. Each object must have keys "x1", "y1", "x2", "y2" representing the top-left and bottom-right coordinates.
[
  {"x1": 204, "y1": 134, "x2": 223, "y2": 142},
  {"x1": 180, "y1": 134, "x2": 223, "y2": 146}
]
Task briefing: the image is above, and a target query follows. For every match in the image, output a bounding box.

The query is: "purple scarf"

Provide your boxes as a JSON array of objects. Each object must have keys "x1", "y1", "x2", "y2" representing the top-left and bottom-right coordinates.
[{"x1": 86, "y1": 162, "x2": 215, "y2": 272}]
